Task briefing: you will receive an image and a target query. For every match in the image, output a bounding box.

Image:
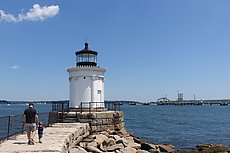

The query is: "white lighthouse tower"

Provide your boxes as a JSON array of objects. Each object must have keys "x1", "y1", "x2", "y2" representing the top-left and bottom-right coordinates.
[{"x1": 67, "y1": 43, "x2": 106, "y2": 108}]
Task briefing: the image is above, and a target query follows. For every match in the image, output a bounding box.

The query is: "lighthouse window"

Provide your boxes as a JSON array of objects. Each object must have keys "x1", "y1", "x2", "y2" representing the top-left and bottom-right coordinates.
[
  {"x1": 77, "y1": 54, "x2": 87, "y2": 62},
  {"x1": 97, "y1": 90, "x2": 101, "y2": 94},
  {"x1": 89, "y1": 54, "x2": 97, "y2": 63},
  {"x1": 77, "y1": 53, "x2": 97, "y2": 63},
  {"x1": 83, "y1": 54, "x2": 88, "y2": 62},
  {"x1": 77, "y1": 54, "x2": 83, "y2": 62}
]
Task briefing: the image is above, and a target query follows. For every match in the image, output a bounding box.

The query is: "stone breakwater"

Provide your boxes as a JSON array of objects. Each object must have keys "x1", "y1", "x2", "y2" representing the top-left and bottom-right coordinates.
[
  {"x1": 71, "y1": 128, "x2": 175, "y2": 153},
  {"x1": 69, "y1": 128, "x2": 230, "y2": 153}
]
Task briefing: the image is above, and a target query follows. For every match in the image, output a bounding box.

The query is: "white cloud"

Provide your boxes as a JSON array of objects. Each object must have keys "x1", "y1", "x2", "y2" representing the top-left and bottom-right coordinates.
[
  {"x1": 11, "y1": 65, "x2": 20, "y2": 70},
  {"x1": 19, "y1": 4, "x2": 60, "y2": 21},
  {"x1": 0, "y1": 4, "x2": 59, "y2": 23},
  {"x1": 0, "y1": 10, "x2": 17, "y2": 22}
]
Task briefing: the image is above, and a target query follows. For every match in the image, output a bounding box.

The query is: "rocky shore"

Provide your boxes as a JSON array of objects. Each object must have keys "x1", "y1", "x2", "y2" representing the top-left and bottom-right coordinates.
[{"x1": 69, "y1": 128, "x2": 229, "y2": 153}]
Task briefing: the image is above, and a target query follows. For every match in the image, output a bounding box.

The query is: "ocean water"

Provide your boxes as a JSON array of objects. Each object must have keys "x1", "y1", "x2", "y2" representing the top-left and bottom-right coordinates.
[
  {"x1": 123, "y1": 104, "x2": 230, "y2": 149},
  {"x1": 1, "y1": 103, "x2": 230, "y2": 149},
  {"x1": 0, "y1": 103, "x2": 52, "y2": 117}
]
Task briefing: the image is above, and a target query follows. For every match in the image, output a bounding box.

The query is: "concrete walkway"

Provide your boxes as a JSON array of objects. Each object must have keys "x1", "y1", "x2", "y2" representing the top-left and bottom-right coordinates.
[{"x1": 0, "y1": 123, "x2": 89, "y2": 153}]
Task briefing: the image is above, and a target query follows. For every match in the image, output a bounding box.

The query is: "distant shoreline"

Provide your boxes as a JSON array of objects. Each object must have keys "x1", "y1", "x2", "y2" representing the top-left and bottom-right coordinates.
[
  {"x1": 2, "y1": 99, "x2": 230, "y2": 104},
  {"x1": 0, "y1": 100, "x2": 68, "y2": 104}
]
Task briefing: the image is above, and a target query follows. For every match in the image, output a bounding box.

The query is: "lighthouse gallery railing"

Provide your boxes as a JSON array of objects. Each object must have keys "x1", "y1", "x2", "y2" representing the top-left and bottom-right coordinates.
[{"x1": 79, "y1": 101, "x2": 121, "y2": 113}]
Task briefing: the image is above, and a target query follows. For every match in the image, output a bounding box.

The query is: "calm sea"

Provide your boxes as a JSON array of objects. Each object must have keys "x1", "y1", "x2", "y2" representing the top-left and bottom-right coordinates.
[
  {"x1": 1, "y1": 103, "x2": 230, "y2": 149},
  {"x1": 123, "y1": 104, "x2": 230, "y2": 149},
  {"x1": 0, "y1": 103, "x2": 52, "y2": 116}
]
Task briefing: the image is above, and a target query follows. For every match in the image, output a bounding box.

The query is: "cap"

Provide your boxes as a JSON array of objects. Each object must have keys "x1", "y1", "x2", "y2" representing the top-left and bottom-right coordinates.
[{"x1": 29, "y1": 103, "x2": 34, "y2": 108}]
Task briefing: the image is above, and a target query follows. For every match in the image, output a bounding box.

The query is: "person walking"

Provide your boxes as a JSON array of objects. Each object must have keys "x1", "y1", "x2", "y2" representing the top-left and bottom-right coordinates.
[
  {"x1": 22, "y1": 103, "x2": 38, "y2": 145},
  {"x1": 37, "y1": 121, "x2": 44, "y2": 143}
]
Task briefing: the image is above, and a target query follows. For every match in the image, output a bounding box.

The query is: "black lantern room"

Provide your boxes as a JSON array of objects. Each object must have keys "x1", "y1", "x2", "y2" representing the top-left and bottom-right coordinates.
[{"x1": 75, "y1": 43, "x2": 98, "y2": 67}]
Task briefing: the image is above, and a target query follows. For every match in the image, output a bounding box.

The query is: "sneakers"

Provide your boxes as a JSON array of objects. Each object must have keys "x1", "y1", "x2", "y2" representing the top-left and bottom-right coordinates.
[
  {"x1": 30, "y1": 139, "x2": 34, "y2": 145},
  {"x1": 39, "y1": 139, "x2": 42, "y2": 143},
  {"x1": 28, "y1": 139, "x2": 34, "y2": 145}
]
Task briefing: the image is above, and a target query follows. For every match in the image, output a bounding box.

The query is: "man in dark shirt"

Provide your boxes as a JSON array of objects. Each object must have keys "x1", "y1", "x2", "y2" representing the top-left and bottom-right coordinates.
[{"x1": 22, "y1": 103, "x2": 38, "y2": 145}]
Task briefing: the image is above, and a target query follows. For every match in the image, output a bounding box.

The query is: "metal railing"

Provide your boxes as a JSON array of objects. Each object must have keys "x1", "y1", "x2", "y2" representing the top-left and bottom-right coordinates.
[
  {"x1": 105, "y1": 101, "x2": 121, "y2": 112},
  {"x1": 0, "y1": 112, "x2": 49, "y2": 141},
  {"x1": 52, "y1": 101, "x2": 69, "y2": 112},
  {"x1": 79, "y1": 101, "x2": 121, "y2": 113},
  {"x1": 52, "y1": 101, "x2": 69, "y2": 123}
]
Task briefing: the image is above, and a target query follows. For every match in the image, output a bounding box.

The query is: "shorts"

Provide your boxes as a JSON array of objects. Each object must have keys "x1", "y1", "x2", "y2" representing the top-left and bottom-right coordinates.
[
  {"x1": 25, "y1": 123, "x2": 36, "y2": 133},
  {"x1": 38, "y1": 134, "x2": 43, "y2": 139}
]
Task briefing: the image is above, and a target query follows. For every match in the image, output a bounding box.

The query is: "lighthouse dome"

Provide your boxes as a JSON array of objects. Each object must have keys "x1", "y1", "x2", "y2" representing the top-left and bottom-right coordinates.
[{"x1": 75, "y1": 43, "x2": 98, "y2": 67}]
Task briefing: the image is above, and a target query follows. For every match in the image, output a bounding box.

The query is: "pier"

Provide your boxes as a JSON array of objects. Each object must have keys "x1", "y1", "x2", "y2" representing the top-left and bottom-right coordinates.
[
  {"x1": 156, "y1": 101, "x2": 203, "y2": 106},
  {"x1": 0, "y1": 123, "x2": 90, "y2": 153},
  {"x1": 156, "y1": 101, "x2": 230, "y2": 106}
]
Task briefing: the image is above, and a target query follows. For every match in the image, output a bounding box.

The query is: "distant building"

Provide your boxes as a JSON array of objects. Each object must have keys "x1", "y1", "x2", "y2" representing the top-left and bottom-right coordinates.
[
  {"x1": 178, "y1": 93, "x2": 183, "y2": 102},
  {"x1": 67, "y1": 43, "x2": 106, "y2": 108}
]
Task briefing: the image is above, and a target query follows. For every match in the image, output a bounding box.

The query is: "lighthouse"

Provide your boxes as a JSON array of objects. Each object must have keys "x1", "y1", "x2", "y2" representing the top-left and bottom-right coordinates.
[{"x1": 67, "y1": 43, "x2": 106, "y2": 108}]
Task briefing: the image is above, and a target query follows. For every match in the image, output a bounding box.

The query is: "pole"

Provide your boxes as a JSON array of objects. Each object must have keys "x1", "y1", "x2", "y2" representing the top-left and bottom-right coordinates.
[
  {"x1": 62, "y1": 102, "x2": 64, "y2": 122},
  {"x1": 7, "y1": 116, "x2": 10, "y2": 140}
]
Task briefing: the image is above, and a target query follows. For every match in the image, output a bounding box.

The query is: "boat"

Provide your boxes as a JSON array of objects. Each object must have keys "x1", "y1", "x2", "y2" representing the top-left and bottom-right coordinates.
[
  {"x1": 220, "y1": 102, "x2": 228, "y2": 106},
  {"x1": 118, "y1": 102, "x2": 123, "y2": 105},
  {"x1": 142, "y1": 103, "x2": 150, "y2": 105}
]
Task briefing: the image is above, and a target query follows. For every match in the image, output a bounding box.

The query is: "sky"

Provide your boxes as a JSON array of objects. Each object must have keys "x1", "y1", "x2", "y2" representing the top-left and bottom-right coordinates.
[{"x1": 1, "y1": 0, "x2": 230, "y2": 102}]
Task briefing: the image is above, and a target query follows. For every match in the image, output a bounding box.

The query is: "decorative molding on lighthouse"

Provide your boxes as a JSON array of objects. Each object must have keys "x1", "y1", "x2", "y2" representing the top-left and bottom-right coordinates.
[{"x1": 67, "y1": 43, "x2": 106, "y2": 108}]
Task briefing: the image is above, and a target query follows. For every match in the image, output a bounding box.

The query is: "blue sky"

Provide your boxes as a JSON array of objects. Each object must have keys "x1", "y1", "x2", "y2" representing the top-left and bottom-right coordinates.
[{"x1": 1, "y1": 0, "x2": 230, "y2": 102}]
